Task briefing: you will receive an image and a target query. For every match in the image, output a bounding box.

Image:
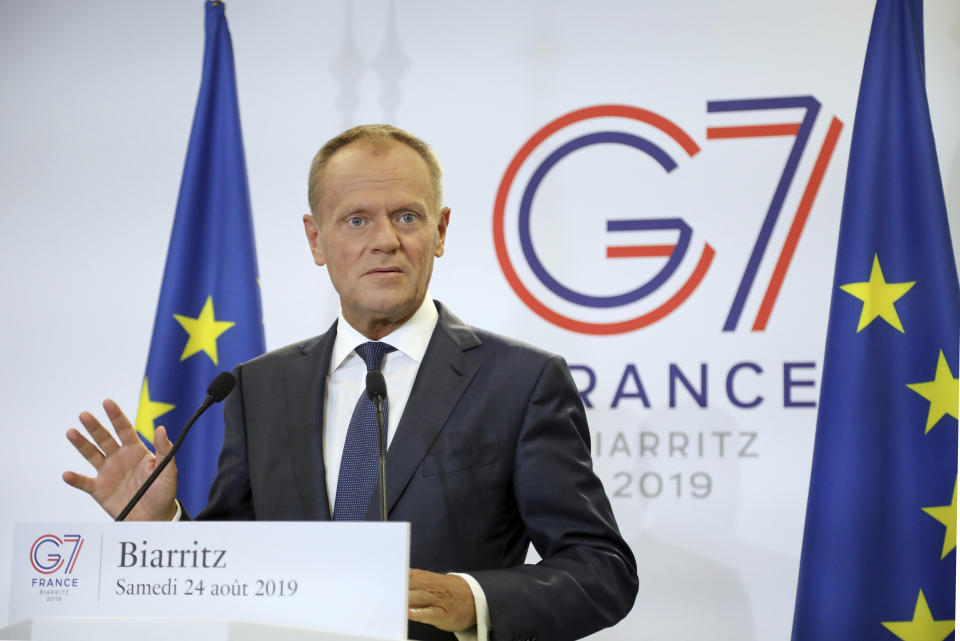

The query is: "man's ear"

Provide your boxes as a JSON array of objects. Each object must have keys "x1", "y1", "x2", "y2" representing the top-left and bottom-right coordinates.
[
  {"x1": 303, "y1": 213, "x2": 326, "y2": 266},
  {"x1": 435, "y1": 207, "x2": 451, "y2": 258}
]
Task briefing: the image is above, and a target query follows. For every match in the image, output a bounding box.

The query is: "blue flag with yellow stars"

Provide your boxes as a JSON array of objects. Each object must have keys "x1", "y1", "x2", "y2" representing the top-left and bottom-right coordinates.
[
  {"x1": 136, "y1": 1, "x2": 264, "y2": 515},
  {"x1": 792, "y1": 1, "x2": 959, "y2": 640}
]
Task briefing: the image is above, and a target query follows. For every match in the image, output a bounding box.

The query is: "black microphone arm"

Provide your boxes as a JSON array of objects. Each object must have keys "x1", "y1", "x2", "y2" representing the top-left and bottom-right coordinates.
[
  {"x1": 366, "y1": 370, "x2": 388, "y2": 522},
  {"x1": 115, "y1": 371, "x2": 236, "y2": 522}
]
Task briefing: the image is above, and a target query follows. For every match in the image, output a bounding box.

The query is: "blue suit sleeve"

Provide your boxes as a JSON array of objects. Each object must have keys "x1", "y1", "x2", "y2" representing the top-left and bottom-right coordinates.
[{"x1": 470, "y1": 356, "x2": 638, "y2": 641}]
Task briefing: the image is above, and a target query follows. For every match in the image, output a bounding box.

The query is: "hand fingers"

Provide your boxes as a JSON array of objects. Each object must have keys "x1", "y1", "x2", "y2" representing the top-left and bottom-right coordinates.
[
  {"x1": 78, "y1": 410, "x2": 120, "y2": 456},
  {"x1": 408, "y1": 606, "x2": 446, "y2": 626},
  {"x1": 62, "y1": 470, "x2": 96, "y2": 495},
  {"x1": 154, "y1": 427, "x2": 178, "y2": 483},
  {"x1": 66, "y1": 427, "x2": 106, "y2": 470},
  {"x1": 407, "y1": 600, "x2": 475, "y2": 631},
  {"x1": 154, "y1": 426, "x2": 174, "y2": 459},
  {"x1": 406, "y1": 570, "x2": 476, "y2": 632},
  {"x1": 408, "y1": 568, "x2": 431, "y2": 588},
  {"x1": 408, "y1": 592, "x2": 440, "y2": 608},
  {"x1": 103, "y1": 399, "x2": 142, "y2": 447},
  {"x1": 408, "y1": 588, "x2": 455, "y2": 608},
  {"x1": 407, "y1": 569, "x2": 441, "y2": 606}
]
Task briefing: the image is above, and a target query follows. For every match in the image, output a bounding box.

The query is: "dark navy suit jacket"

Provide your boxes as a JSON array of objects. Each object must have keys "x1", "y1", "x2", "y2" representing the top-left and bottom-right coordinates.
[{"x1": 197, "y1": 302, "x2": 638, "y2": 641}]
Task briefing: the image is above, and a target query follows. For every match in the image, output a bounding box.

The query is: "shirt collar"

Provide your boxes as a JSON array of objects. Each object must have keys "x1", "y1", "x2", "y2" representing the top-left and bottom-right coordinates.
[{"x1": 330, "y1": 295, "x2": 439, "y2": 372}]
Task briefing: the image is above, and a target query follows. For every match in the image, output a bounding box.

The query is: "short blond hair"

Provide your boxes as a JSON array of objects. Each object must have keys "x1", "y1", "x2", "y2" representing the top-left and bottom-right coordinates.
[{"x1": 307, "y1": 124, "x2": 443, "y2": 217}]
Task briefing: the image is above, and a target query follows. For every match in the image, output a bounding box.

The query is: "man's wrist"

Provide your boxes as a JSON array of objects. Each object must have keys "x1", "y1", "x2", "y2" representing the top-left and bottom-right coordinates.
[{"x1": 450, "y1": 572, "x2": 490, "y2": 641}]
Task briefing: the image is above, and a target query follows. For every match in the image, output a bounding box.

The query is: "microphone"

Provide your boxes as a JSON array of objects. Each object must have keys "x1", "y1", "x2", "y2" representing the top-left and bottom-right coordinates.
[
  {"x1": 366, "y1": 370, "x2": 388, "y2": 522},
  {"x1": 207, "y1": 371, "x2": 236, "y2": 402},
  {"x1": 116, "y1": 371, "x2": 237, "y2": 522}
]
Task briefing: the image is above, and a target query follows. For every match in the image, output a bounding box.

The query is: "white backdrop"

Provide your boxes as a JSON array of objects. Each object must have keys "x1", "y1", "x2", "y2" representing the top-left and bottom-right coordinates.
[{"x1": 1, "y1": 2, "x2": 959, "y2": 639}]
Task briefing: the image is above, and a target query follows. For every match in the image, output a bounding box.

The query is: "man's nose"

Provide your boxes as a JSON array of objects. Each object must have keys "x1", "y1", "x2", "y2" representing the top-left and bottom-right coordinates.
[{"x1": 369, "y1": 216, "x2": 400, "y2": 252}]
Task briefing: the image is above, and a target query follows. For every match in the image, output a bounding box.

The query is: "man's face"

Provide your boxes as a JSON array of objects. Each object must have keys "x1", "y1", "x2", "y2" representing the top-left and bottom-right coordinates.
[{"x1": 303, "y1": 140, "x2": 449, "y2": 338}]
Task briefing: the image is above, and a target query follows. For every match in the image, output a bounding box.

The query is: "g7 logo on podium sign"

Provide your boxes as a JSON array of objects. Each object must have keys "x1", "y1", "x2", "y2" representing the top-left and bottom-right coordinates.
[
  {"x1": 29, "y1": 534, "x2": 84, "y2": 574},
  {"x1": 493, "y1": 97, "x2": 843, "y2": 335}
]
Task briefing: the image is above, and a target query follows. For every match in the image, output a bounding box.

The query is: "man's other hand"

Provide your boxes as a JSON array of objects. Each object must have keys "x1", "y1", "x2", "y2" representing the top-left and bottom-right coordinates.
[
  {"x1": 62, "y1": 399, "x2": 178, "y2": 521},
  {"x1": 408, "y1": 569, "x2": 478, "y2": 632}
]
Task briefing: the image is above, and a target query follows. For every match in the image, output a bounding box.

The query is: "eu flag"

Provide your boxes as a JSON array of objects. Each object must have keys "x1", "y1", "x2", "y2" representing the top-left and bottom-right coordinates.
[
  {"x1": 792, "y1": 1, "x2": 959, "y2": 639},
  {"x1": 136, "y1": 1, "x2": 264, "y2": 515}
]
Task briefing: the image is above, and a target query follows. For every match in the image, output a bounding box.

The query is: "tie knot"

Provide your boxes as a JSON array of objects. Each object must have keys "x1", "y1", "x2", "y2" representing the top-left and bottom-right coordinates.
[{"x1": 354, "y1": 341, "x2": 396, "y2": 371}]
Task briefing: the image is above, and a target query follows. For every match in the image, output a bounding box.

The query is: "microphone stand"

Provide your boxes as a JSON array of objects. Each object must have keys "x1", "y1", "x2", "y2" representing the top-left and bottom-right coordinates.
[
  {"x1": 375, "y1": 396, "x2": 387, "y2": 522},
  {"x1": 366, "y1": 371, "x2": 389, "y2": 522}
]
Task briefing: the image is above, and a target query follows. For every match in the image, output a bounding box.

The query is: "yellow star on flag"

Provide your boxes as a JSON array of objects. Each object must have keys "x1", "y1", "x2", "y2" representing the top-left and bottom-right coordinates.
[
  {"x1": 839, "y1": 254, "x2": 915, "y2": 332},
  {"x1": 173, "y1": 295, "x2": 236, "y2": 366},
  {"x1": 881, "y1": 590, "x2": 954, "y2": 641},
  {"x1": 906, "y1": 350, "x2": 959, "y2": 434},
  {"x1": 922, "y1": 478, "x2": 957, "y2": 560},
  {"x1": 134, "y1": 377, "x2": 175, "y2": 444}
]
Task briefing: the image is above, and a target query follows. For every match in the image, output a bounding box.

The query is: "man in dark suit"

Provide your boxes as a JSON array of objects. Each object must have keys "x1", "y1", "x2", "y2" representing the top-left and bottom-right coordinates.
[{"x1": 64, "y1": 125, "x2": 638, "y2": 641}]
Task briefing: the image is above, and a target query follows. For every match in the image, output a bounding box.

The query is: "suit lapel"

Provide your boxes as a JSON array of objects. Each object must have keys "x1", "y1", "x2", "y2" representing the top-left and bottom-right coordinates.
[
  {"x1": 367, "y1": 303, "x2": 482, "y2": 518},
  {"x1": 282, "y1": 322, "x2": 337, "y2": 520}
]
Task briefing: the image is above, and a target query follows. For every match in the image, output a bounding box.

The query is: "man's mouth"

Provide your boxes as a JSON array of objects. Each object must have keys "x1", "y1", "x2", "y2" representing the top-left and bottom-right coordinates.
[{"x1": 365, "y1": 267, "x2": 403, "y2": 276}]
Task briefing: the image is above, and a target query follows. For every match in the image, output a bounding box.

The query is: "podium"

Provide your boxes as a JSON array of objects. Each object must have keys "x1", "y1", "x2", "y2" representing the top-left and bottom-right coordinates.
[
  {"x1": 0, "y1": 617, "x2": 391, "y2": 640},
  {"x1": 6, "y1": 522, "x2": 410, "y2": 641}
]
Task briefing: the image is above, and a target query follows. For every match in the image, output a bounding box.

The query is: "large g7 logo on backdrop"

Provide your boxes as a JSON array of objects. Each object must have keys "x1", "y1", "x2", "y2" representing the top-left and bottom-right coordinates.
[{"x1": 493, "y1": 99, "x2": 843, "y2": 334}]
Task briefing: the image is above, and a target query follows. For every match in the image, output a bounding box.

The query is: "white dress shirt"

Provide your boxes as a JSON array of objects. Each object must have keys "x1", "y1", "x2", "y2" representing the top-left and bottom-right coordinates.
[
  {"x1": 322, "y1": 295, "x2": 437, "y2": 508},
  {"x1": 324, "y1": 296, "x2": 490, "y2": 641}
]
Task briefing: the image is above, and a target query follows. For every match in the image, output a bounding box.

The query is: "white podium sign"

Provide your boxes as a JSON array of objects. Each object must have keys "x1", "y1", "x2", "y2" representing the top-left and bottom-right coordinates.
[{"x1": 8, "y1": 522, "x2": 410, "y2": 640}]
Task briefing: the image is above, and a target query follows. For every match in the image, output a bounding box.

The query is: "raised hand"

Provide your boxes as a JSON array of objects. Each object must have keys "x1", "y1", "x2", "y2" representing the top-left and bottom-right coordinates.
[{"x1": 63, "y1": 399, "x2": 179, "y2": 521}]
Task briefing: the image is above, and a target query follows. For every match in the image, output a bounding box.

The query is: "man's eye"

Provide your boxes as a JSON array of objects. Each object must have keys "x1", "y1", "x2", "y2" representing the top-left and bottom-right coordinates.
[
  {"x1": 347, "y1": 216, "x2": 364, "y2": 227},
  {"x1": 399, "y1": 212, "x2": 417, "y2": 223}
]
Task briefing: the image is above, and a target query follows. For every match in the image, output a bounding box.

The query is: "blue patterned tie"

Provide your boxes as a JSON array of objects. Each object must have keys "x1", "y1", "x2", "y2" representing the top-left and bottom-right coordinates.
[{"x1": 333, "y1": 341, "x2": 396, "y2": 521}]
